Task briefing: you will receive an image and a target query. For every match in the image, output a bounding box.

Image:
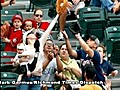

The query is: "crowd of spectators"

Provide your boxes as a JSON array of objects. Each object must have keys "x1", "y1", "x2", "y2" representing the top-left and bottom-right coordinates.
[{"x1": 0, "y1": 0, "x2": 119, "y2": 90}]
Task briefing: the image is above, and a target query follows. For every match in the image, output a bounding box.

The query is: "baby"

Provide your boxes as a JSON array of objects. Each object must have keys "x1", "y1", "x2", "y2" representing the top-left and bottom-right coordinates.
[
  {"x1": 22, "y1": 19, "x2": 37, "y2": 43},
  {"x1": 11, "y1": 43, "x2": 31, "y2": 84}
]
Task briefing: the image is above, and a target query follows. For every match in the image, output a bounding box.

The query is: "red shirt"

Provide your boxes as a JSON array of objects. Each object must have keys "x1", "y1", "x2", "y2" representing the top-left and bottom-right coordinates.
[
  {"x1": 39, "y1": 22, "x2": 50, "y2": 31},
  {"x1": 1, "y1": 0, "x2": 5, "y2": 3},
  {"x1": 4, "y1": 27, "x2": 23, "y2": 52}
]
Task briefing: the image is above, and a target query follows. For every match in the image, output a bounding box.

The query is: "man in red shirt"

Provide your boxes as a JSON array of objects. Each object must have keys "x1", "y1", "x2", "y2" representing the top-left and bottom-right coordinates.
[
  {"x1": 33, "y1": 8, "x2": 50, "y2": 32},
  {"x1": 32, "y1": 8, "x2": 53, "y2": 40}
]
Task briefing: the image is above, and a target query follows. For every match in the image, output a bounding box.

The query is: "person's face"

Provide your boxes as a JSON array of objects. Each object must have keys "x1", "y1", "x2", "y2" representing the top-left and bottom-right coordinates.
[
  {"x1": 33, "y1": 10, "x2": 43, "y2": 23},
  {"x1": 13, "y1": 19, "x2": 22, "y2": 29},
  {"x1": 44, "y1": 40, "x2": 54, "y2": 52},
  {"x1": 53, "y1": 45, "x2": 59, "y2": 55},
  {"x1": 59, "y1": 45, "x2": 69, "y2": 59},
  {"x1": 27, "y1": 34, "x2": 36, "y2": 45},
  {"x1": 17, "y1": 49, "x2": 24, "y2": 54},
  {"x1": 96, "y1": 47, "x2": 105, "y2": 60},
  {"x1": 86, "y1": 38, "x2": 97, "y2": 50},
  {"x1": 24, "y1": 21, "x2": 32, "y2": 31}
]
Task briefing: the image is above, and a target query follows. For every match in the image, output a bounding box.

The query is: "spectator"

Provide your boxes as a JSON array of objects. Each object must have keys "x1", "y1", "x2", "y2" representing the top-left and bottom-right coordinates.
[
  {"x1": 55, "y1": 43, "x2": 82, "y2": 90},
  {"x1": 80, "y1": 64, "x2": 102, "y2": 90},
  {"x1": 16, "y1": 33, "x2": 42, "y2": 90},
  {"x1": 40, "y1": 39, "x2": 63, "y2": 90},
  {"x1": 3, "y1": 14, "x2": 23, "y2": 52},
  {"x1": 62, "y1": 31, "x2": 105, "y2": 88},
  {"x1": 33, "y1": 8, "x2": 49, "y2": 31},
  {"x1": 96, "y1": 44, "x2": 118, "y2": 90},
  {"x1": 56, "y1": 0, "x2": 85, "y2": 40},
  {"x1": 90, "y1": 0, "x2": 120, "y2": 14},
  {"x1": 32, "y1": 8, "x2": 53, "y2": 40},
  {"x1": 0, "y1": 0, "x2": 16, "y2": 8}
]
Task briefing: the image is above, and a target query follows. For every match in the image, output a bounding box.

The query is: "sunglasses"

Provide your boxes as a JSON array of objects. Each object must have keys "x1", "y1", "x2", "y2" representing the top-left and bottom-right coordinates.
[{"x1": 35, "y1": 14, "x2": 43, "y2": 17}]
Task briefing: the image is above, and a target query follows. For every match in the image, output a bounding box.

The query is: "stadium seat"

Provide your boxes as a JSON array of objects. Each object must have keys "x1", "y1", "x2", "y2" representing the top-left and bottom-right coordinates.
[
  {"x1": 78, "y1": 6, "x2": 107, "y2": 41},
  {"x1": 0, "y1": 72, "x2": 18, "y2": 90},
  {"x1": 104, "y1": 26, "x2": 120, "y2": 64},
  {"x1": 105, "y1": 10, "x2": 120, "y2": 27},
  {"x1": 0, "y1": 39, "x2": 6, "y2": 51},
  {"x1": 1, "y1": 10, "x2": 22, "y2": 23},
  {"x1": 27, "y1": 0, "x2": 51, "y2": 12},
  {"x1": 1, "y1": 51, "x2": 17, "y2": 58}
]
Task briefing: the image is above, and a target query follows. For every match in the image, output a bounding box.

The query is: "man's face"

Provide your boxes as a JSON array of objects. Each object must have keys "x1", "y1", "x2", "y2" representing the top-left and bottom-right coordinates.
[
  {"x1": 86, "y1": 38, "x2": 96, "y2": 49},
  {"x1": 33, "y1": 10, "x2": 43, "y2": 23},
  {"x1": 96, "y1": 47, "x2": 105, "y2": 59},
  {"x1": 13, "y1": 19, "x2": 22, "y2": 29}
]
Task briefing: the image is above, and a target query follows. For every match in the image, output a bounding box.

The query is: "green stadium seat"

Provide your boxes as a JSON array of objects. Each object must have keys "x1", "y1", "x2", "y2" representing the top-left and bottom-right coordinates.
[
  {"x1": 1, "y1": 51, "x2": 17, "y2": 58},
  {"x1": 104, "y1": 26, "x2": 120, "y2": 64},
  {"x1": 105, "y1": 10, "x2": 120, "y2": 27},
  {"x1": 78, "y1": 6, "x2": 107, "y2": 41},
  {"x1": 1, "y1": 10, "x2": 22, "y2": 23},
  {"x1": 0, "y1": 40, "x2": 6, "y2": 51},
  {"x1": 0, "y1": 58, "x2": 14, "y2": 72},
  {"x1": 27, "y1": 0, "x2": 51, "y2": 12},
  {"x1": 0, "y1": 72, "x2": 18, "y2": 90}
]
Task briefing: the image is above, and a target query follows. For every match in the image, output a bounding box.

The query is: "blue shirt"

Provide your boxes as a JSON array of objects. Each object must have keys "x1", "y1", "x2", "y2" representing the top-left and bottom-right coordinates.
[
  {"x1": 76, "y1": 49, "x2": 105, "y2": 82},
  {"x1": 90, "y1": 0, "x2": 114, "y2": 11},
  {"x1": 101, "y1": 60, "x2": 116, "y2": 76}
]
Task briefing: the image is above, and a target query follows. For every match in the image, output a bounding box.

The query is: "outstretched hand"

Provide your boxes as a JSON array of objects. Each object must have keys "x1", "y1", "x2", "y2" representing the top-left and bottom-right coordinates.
[
  {"x1": 61, "y1": 31, "x2": 68, "y2": 40},
  {"x1": 75, "y1": 33, "x2": 81, "y2": 40}
]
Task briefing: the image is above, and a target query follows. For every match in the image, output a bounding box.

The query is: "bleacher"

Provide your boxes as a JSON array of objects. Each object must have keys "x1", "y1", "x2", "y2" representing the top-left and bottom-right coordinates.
[{"x1": 1, "y1": 0, "x2": 120, "y2": 90}]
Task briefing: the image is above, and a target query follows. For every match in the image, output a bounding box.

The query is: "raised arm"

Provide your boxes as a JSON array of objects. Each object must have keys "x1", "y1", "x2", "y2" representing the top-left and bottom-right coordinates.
[
  {"x1": 62, "y1": 31, "x2": 78, "y2": 58},
  {"x1": 75, "y1": 33, "x2": 94, "y2": 58}
]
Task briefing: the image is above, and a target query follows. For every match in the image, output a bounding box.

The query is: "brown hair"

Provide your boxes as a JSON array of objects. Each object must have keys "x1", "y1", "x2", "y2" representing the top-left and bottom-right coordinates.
[
  {"x1": 33, "y1": 8, "x2": 43, "y2": 15},
  {"x1": 98, "y1": 44, "x2": 106, "y2": 53}
]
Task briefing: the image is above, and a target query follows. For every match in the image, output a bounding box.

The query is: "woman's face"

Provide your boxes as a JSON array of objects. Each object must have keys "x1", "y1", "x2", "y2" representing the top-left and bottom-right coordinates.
[
  {"x1": 27, "y1": 34, "x2": 36, "y2": 45},
  {"x1": 59, "y1": 44, "x2": 69, "y2": 59},
  {"x1": 44, "y1": 40, "x2": 54, "y2": 52}
]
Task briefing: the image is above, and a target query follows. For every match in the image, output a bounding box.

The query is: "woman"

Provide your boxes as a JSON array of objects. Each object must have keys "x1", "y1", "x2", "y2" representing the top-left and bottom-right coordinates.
[
  {"x1": 55, "y1": 43, "x2": 82, "y2": 90},
  {"x1": 16, "y1": 33, "x2": 42, "y2": 90}
]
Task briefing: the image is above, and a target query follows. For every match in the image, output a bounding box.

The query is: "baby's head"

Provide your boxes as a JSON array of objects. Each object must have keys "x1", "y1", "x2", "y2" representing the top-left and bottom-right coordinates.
[
  {"x1": 22, "y1": 19, "x2": 37, "y2": 31},
  {"x1": 24, "y1": 20, "x2": 33, "y2": 31}
]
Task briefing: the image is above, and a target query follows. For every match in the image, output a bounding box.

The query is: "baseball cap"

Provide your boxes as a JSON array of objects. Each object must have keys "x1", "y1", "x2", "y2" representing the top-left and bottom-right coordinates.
[
  {"x1": 89, "y1": 35, "x2": 100, "y2": 46},
  {"x1": 12, "y1": 15, "x2": 23, "y2": 23}
]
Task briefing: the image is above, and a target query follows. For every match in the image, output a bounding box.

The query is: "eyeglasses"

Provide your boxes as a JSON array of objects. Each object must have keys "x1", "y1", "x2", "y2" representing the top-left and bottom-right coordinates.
[
  {"x1": 35, "y1": 14, "x2": 43, "y2": 17},
  {"x1": 45, "y1": 43, "x2": 53, "y2": 46}
]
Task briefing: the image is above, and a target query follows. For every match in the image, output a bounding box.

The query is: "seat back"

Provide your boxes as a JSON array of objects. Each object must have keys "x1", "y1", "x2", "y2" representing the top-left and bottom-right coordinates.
[
  {"x1": 1, "y1": 10, "x2": 22, "y2": 23},
  {"x1": 110, "y1": 41, "x2": 120, "y2": 64},
  {"x1": 104, "y1": 26, "x2": 120, "y2": 63},
  {"x1": 105, "y1": 10, "x2": 120, "y2": 27},
  {"x1": 1, "y1": 51, "x2": 17, "y2": 58},
  {"x1": 78, "y1": 6, "x2": 106, "y2": 41},
  {"x1": 31, "y1": 0, "x2": 51, "y2": 8},
  {"x1": 1, "y1": 51, "x2": 17, "y2": 65},
  {"x1": 0, "y1": 72, "x2": 18, "y2": 90}
]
